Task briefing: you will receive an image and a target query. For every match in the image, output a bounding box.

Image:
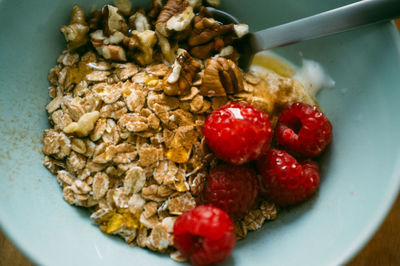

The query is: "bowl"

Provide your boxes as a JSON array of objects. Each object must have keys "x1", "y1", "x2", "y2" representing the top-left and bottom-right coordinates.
[{"x1": 1, "y1": 0, "x2": 399, "y2": 265}]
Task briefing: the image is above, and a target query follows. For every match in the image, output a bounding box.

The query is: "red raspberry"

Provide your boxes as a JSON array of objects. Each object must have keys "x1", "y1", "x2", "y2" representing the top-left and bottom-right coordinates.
[
  {"x1": 173, "y1": 205, "x2": 236, "y2": 265},
  {"x1": 204, "y1": 164, "x2": 260, "y2": 219},
  {"x1": 276, "y1": 102, "x2": 332, "y2": 157},
  {"x1": 258, "y1": 149, "x2": 320, "y2": 206},
  {"x1": 204, "y1": 102, "x2": 273, "y2": 165}
]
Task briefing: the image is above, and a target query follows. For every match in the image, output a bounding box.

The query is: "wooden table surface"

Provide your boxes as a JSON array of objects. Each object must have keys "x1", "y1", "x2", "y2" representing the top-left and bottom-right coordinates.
[{"x1": 1, "y1": 193, "x2": 399, "y2": 266}]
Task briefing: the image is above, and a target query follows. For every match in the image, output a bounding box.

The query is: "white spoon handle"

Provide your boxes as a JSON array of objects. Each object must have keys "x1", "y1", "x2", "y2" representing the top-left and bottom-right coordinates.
[{"x1": 252, "y1": 0, "x2": 400, "y2": 52}]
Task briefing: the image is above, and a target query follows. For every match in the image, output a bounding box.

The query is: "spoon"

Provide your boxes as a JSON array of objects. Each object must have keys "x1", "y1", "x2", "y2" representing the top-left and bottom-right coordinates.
[{"x1": 207, "y1": 0, "x2": 400, "y2": 71}]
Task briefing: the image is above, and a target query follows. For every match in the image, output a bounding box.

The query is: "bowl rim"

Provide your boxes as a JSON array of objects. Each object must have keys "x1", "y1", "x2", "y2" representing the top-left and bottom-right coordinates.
[{"x1": 1, "y1": 17, "x2": 400, "y2": 266}]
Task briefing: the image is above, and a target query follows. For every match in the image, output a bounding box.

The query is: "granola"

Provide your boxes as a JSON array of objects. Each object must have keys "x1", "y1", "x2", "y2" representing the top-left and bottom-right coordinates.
[{"x1": 43, "y1": 0, "x2": 316, "y2": 260}]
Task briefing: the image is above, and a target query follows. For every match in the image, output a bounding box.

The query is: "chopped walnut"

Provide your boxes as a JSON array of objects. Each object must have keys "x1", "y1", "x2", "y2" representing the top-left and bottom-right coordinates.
[
  {"x1": 102, "y1": 5, "x2": 128, "y2": 36},
  {"x1": 163, "y1": 51, "x2": 201, "y2": 95},
  {"x1": 188, "y1": 16, "x2": 234, "y2": 59},
  {"x1": 205, "y1": 0, "x2": 220, "y2": 7},
  {"x1": 60, "y1": 6, "x2": 89, "y2": 50},
  {"x1": 234, "y1": 24, "x2": 249, "y2": 38},
  {"x1": 166, "y1": 5, "x2": 194, "y2": 32},
  {"x1": 100, "y1": 45, "x2": 127, "y2": 61},
  {"x1": 200, "y1": 57, "x2": 244, "y2": 96},
  {"x1": 156, "y1": 0, "x2": 193, "y2": 37},
  {"x1": 63, "y1": 111, "x2": 100, "y2": 137},
  {"x1": 156, "y1": 32, "x2": 178, "y2": 64},
  {"x1": 147, "y1": 0, "x2": 164, "y2": 20},
  {"x1": 129, "y1": 10, "x2": 151, "y2": 32},
  {"x1": 123, "y1": 30, "x2": 157, "y2": 66},
  {"x1": 114, "y1": 0, "x2": 133, "y2": 16}
]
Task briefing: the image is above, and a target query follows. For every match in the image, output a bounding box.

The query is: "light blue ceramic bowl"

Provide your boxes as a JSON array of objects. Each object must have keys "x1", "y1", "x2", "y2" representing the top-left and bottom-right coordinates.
[{"x1": 1, "y1": 0, "x2": 399, "y2": 265}]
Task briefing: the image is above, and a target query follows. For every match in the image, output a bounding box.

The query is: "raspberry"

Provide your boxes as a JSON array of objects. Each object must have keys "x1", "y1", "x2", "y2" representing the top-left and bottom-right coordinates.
[
  {"x1": 276, "y1": 102, "x2": 332, "y2": 157},
  {"x1": 204, "y1": 102, "x2": 273, "y2": 165},
  {"x1": 258, "y1": 149, "x2": 320, "y2": 206},
  {"x1": 204, "y1": 164, "x2": 260, "y2": 219},
  {"x1": 173, "y1": 205, "x2": 236, "y2": 265}
]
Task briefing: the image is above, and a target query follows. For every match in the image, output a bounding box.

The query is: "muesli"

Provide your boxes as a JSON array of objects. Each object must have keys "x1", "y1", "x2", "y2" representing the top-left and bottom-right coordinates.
[{"x1": 42, "y1": 0, "x2": 331, "y2": 264}]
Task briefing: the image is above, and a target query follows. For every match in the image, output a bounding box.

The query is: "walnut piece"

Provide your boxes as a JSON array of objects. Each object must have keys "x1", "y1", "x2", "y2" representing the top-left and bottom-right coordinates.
[
  {"x1": 60, "y1": 6, "x2": 89, "y2": 50},
  {"x1": 123, "y1": 30, "x2": 157, "y2": 66},
  {"x1": 156, "y1": 32, "x2": 177, "y2": 64},
  {"x1": 205, "y1": 0, "x2": 220, "y2": 7},
  {"x1": 101, "y1": 45, "x2": 127, "y2": 61},
  {"x1": 63, "y1": 111, "x2": 100, "y2": 137},
  {"x1": 188, "y1": 16, "x2": 234, "y2": 59},
  {"x1": 163, "y1": 51, "x2": 201, "y2": 95},
  {"x1": 200, "y1": 57, "x2": 244, "y2": 96},
  {"x1": 102, "y1": 5, "x2": 128, "y2": 36},
  {"x1": 114, "y1": 0, "x2": 132, "y2": 16},
  {"x1": 155, "y1": 0, "x2": 193, "y2": 37},
  {"x1": 129, "y1": 10, "x2": 151, "y2": 32}
]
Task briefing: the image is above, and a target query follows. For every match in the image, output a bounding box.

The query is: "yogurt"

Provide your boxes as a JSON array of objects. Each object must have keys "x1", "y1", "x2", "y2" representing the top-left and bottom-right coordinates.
[{"x1": 250, "y1": 51, "x2": 335, "y2": 97}]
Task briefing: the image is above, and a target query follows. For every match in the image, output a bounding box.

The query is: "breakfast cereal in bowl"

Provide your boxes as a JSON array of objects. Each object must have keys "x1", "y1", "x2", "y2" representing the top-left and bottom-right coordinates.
[{"x1": 42, "y1": 0, "x2": 332, "y2": 264}]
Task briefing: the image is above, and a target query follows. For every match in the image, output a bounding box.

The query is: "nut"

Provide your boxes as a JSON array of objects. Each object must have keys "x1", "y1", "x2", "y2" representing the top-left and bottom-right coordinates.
[
  {"x1": 63, "y1": 111, "x2": 100, "y2": 137},
  {"x1": 114, "y1": 0, "x2": 132, "y2": 16},
  {"x1": 155, "y1": 0, "x2": 192, "y2": 37},
  {"x1": 88, "y1": 10, "x2": 103, "y2": 30},
  {"x1": 200, "y1": 57, "x2": 244, "y2": 96},
  {"x1": 90, "y1": 29, "x2": 107, "y2": 49},
  {"x1": 102, "y1": 5, "x2": 128, "y2": 36},
  {"x1": 100, "y1": 45, "x2": 127, "y2": 61},
  {"x1": 109, "y1": 31, "x2": 126, "y2": 44},
  {"x1": 166, "y1": 5, "x2": 194, "y2": 32},
  {"x1": 188, "y1": 16, "x2": 234, "y2": 59},
  {"x1": 188, "y1": 17, "x2": 232, "y2": 46},
  {"x1": 129, "y1": 10, "x2": 151, "y2": 32},
  {"x1": 205, "y1": 0, "x2": 220, "y2": 7},
  {"x1": 233, "y1": 24, "x2": 249, "y2": 38},
  {"x1": 163, "y1": 51, "x2": 201, "y2": 95},
  {"x1": 147, "y1": 0, "x2": 164, "y2": 20},
  {"x1": 60, "y1": 5, "x2": 89, "y2": 50},
  {"x1": 123, "y1": 30, "x2": 157, "y2": 66},
  {"x1": 156, "y1": 32, "x2": 177, "y2": 64}
]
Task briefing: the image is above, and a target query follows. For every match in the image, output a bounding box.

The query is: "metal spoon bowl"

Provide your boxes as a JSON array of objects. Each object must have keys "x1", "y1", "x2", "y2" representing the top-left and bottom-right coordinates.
[{"x1": 207, "y1": 0, "x2": 400, "y2": 71}]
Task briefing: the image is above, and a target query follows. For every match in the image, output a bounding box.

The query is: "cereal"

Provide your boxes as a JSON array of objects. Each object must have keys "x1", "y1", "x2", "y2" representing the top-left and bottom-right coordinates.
[{"x1": 43, "y1": 0, "x2": 317, "y2": 259}]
